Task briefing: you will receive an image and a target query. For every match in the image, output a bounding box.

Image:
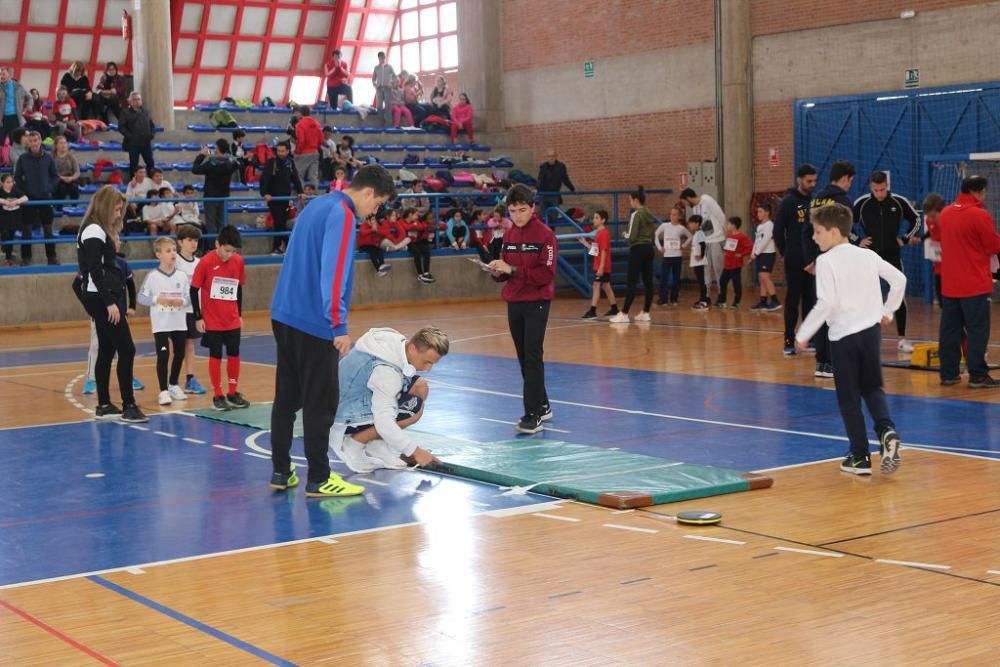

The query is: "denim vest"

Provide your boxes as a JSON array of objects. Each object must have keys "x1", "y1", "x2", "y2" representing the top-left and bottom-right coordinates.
[{"x1": 336, "y1": 349, "x2": 414, "y2": 425}]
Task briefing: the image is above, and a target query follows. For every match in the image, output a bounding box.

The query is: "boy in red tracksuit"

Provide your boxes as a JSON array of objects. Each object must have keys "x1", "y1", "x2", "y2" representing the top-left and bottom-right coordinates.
[
  {"x1": 717, "y1": 215, "x2": 753, "y2": 309},
  {"x1": 406, "y1": 208, "x2": 435, "y2": 283},
  {"x1": 488, "y1": 184, "x2": 558, "y2": 434},
  {"x1": 358, "y1": 213, "x2": 390, "y2": 276},
  {"x1": 378, "y1": 209, "x2": 410, "y2": 252}
]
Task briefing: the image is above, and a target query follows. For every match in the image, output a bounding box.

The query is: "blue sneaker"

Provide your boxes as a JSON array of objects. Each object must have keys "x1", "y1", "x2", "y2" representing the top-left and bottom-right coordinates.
[
  {"x1": 132, "y1": 377, "x2": 145, "y2": 391},
  {"x1": 185, "y1": 377, "x2": 207, "y2": 395},
  {"x1": 82, "y1": 378, "x2": 96, "y2": 394}
]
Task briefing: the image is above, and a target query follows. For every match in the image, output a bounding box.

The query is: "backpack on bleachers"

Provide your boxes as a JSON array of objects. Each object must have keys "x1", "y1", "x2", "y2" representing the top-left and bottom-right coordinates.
[
  {"x1": 209, "y1": 109, "x2": 239, "y2": 129},
  {"x1": 435, "y1": 170, "x2": 455, "y2": 186},
  {"x1": 423, "y1": 177, "x2": 448, "y2": 193},
  {"x1": 508, "y1": 169, "x2": 537, "y2": 187},
  {"x1": 260, "y1": 96, "x2": 276, "y2": 107}
]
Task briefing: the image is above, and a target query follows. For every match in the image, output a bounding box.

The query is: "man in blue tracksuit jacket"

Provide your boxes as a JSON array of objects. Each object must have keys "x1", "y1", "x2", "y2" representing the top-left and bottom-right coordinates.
[{"x1": 269, "y1": 165, "x2": 396, "y2": 497}]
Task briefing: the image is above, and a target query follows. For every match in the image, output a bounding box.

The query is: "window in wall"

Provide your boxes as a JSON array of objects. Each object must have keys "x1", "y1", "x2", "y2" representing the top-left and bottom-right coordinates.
[{"x1": 390, "y1": 0, "x2": 457, "y2": 75}]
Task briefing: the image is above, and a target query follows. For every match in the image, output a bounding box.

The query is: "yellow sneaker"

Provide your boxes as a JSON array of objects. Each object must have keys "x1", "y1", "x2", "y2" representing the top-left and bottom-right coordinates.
[{"x1": 305, "y1": 473, "x2": 365, "y2": 497}]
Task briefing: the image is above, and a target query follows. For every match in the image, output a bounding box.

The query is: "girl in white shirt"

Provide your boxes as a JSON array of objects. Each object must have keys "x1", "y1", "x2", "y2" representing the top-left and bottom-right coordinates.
[
  {"x1": 654, "y1": 205, "x2": 692, "y2": 305},
  {"x1": 750, "y1": 203, "x2": 780, "y2": 311},
  {"x1": 138, "y1": 237, "x2": 191, "y2": 405}
]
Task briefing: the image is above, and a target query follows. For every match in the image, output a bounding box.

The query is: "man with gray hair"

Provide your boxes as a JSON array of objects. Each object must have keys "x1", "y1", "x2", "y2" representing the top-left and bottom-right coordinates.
[
  {"x1": 330, "y1": 326, "x2": 448, "y2": 472},
  {"x1": 119, "y1": 91, "x2": 156, "y2": 178},
  {"x1": 0, "y1": 67, "x2": 31, "y2": 146}
]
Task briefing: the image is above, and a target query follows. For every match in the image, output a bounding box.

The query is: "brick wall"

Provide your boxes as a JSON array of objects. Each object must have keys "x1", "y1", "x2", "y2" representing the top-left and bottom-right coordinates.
[
  {"x1": 501, "y1": 0, "x2": 714, "y2": 72},
  {"x1": 750, "y1": 0, "x2": 993, "y2": 36},
  {"x1": 752, "y1": 101, "x2": 796, "y2": 193}
]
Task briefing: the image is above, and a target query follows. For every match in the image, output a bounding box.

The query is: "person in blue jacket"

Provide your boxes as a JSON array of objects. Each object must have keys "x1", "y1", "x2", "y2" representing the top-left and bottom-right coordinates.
[{"x1": 269, "y1": 164, "x2": 396, "y2": 497}]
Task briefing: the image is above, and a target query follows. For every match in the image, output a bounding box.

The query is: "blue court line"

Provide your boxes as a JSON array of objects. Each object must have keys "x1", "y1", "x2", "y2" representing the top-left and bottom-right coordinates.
[{"x1": 87, "y1": 575, "x2": 296, "y2": 666}]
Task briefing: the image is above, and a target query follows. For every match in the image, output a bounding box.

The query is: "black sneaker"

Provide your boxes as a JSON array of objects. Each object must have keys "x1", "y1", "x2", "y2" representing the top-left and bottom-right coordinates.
[
  {"x1": 879, "y1": 429, "x2": 902, "y2": 474},
  {"x1": 581, "y1": 307, "x2": 597, "y2": 320},
  {"x1": 766, "y1": 299, "x2": 783, "y2": 312},
  {"x1": 840, "y1": 454, "x2": 872, "y2": 475},
  {"x1": 121, "y1": 404, "x2": 148, "y2": 423},
  {"x1": 750, "y1": 301, "x2": 766, "y2": 311},
  {"x1": 940, "y1": 376, "x2": 961, "y2": 386},
  {"x1": 95, "y1": 404, "x2": 123, "y2": 420},
  {"x1": 424, "y1": 272, "x2": 436, "y2": 283},
  {"x1": 603, "y1": 306, "x2": 619, "y2": 318},
  {"x1": 539, "y1": 404, "x2": 553, "y2": 422},
  {"x1": 969, "y1": 375, "x2": 1000, "y2": 388},
  {"x1": 783, "y1": 338, "x2": 796, "y2": 356},
  {"x1": 270, "y1": 464, "x2": 300, "y2": 490},
  {"x1": 212, "y1": 395, "x2": 231, "y2": 411},
  {"x1": 814, "y1": 362, "x2": 833, "y2": 378},
  {"x1": 516, "y1": 413, "x2": 543, "y2": 434},
  {"x1": 226, "y1": 392, "x2": 250, "y2": 409}
]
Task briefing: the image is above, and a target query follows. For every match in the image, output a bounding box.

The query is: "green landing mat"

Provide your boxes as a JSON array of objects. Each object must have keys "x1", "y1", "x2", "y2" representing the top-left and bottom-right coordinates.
[{"x1": 188, "y1": 404, "x2": 773, "y2": 508}]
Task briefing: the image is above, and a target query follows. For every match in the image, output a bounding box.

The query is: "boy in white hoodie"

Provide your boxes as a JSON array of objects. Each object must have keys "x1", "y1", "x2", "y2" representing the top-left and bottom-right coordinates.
[{"x1": 330, "y1": 326, "x2": 449, "y2": 472}]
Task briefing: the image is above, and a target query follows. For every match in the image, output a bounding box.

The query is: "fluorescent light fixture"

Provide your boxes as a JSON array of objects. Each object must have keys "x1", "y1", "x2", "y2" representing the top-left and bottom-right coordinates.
[{"x1": 900, "y1": 9, "x2": 916, "y2": 19}]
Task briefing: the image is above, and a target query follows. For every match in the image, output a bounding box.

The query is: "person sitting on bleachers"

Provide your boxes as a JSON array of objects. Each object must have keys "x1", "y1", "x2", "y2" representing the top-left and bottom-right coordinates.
[
  {"x1": 324, "y1": 49, "x2": 352, "y2": 109},
  {"x1": 358, "y1": 212, "x2": 391, "y2": 276},
  {"x1": 173, "y1": 184, "x2": 202, "y2": 229},
  {"x1": 430, "y1": 76, "x2": 454, "y2": 117},
  {"x1": 450, "y1": 93, "x2": 474, "y2": 144},
  {"x1": 125, "y1": 166, "x2": 155, "y2": 200},
  {"x1": 142, "y1": 187, "x2": 176, "y2": 237},
  {"x1": 329, "y1": 166, "x2": 349, "y2": 192},
  {"x1": 320, "y1": 125, "x2": 338, "y2": 180},
  {"x1": 49, "y1": 86, "x2": 82, "y2": 142},
  {"x1": 390, "y1": 75, "x2": 414, "y2": 128},
  {"x1": 470, "y1": 209, "x2": 492, "y2": 262},
  {"x1": 335, "y1": 135, "x2": 363, "y2": 176},
  {"x1": 94, "y1": 61, "x2": 128, "y2": 124},
  {"x1": 60, "y1": 61, "x2": 94, "y2": 120},
  {"x1": 24, "y1": 89, "x2": 49, "y2": 137},
  {"x1": 445, "y1": 209, "x2": 470, "y2": 249},
  {"x1": 52, "y1": 136, "x2": 81, "y2": 206},
  {"x1": 404, "y1": 75, "x2": 429, "y2": 127},
  {"x1": 378, "y1": 208, "x2": 410, "y2": 253},
  {"x1": 149, "y1": 167, "x2": 172, "y2": 196}
]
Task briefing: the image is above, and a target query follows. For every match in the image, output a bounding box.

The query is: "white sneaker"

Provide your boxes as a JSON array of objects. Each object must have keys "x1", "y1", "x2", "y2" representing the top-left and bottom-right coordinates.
[
  {"x1": 158, "y1": 390, "x2": 172, "y2": 405},
  {"x1": 898, "y1": 339, "x2": 914, "y2": 353},
  {"x1": 608, "y1": 312, "x2": 630, "y2": 324},
  {"x1": 634, "y1": 311, "x2": 651, "y2": 322},
  {"x1": 364, "y1": 439, "x2": 410, "y2": 469},
  {"x1": 334, "y1": 436, "x2": 379, "y2": 473},
  {"x1": 168, "y1": 385, "x2": 188, "y2": 401}
]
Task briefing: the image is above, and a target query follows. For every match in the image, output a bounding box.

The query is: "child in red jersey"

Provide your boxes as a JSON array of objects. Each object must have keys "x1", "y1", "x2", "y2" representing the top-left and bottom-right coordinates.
[
  {"x1": 407, "y1": 209, "x2": 435, "y2": 283},
  {"x1": 378, "y1": 208, "x2": 410, "y2": 252},
  {"x1": 579, "y1": 209, "x2": 619, "y2": 319},
  {"x1": 717, "y1": 215, "x2": 753, "y2": 309},
  {"x1": 190, "y1": 226, "x2": 248, "y2": 411},
  {"x1": 358, "y1": 212, "x2": 390, "y2": 276}
]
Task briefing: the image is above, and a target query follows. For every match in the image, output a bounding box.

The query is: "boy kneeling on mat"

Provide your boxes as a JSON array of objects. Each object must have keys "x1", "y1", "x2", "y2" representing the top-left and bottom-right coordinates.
[{"x1": 330, "y1": 326, "x2": 448, "y2": 472}]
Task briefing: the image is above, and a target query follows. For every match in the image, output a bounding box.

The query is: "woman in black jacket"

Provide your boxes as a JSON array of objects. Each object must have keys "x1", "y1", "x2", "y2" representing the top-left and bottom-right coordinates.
[{"x1": 75, "y1": 185, "x2": 147, "y2": 422}]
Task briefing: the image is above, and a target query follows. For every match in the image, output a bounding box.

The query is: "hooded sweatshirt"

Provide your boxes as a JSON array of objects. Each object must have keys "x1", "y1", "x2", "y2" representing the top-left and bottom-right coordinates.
[
  {"x1": 772, "y1": 186, "x2": 812, "y2": 259},
  {"x1": 335, "y1": 328, "x2": 420, "y2": 457}
]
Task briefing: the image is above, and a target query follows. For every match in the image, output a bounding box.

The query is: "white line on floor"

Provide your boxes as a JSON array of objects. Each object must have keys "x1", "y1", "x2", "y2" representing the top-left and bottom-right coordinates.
[
  {"x1": 316, "y1": 537, "x2": 339, "y2": 544},
  {"x1": 212, "y1": 444, "x2": 238, "y2": 451},
  {"x1": 478, "y1": 416, "x2": 570, "y2": 434},
  {"x1": 153, "y1": 431, "x2": 176, "y2": 438},
  {"x1": 182, "y1": 437, "x2": 206, "y2": 444},
  {"x1": 450, "y1": 323, "x2": 592, "y2": 345},
  {"x1": 128, "y1": 425, "x2": 149, "y2": 431},
  {"x1": 987, "y1": 570, "x2": 1000, "y2": 576},
  {"x1": 755, "y1": 457, "x2": 842, "y2": 472},
  {"x1": 773, "y1": 546, "x2": 844, "y2": 558},
  {"x1": 355, "y1": 477, "x2": 391, "y2": 487},
  {"x1": 125, "y1": 567, "x2": 145, "y2": 575},
  {"x1": 684, "y1": 535, "x2": 746, "y2": 545},
  {"x1": 611, "y1": 509, "x2": 634, "y2": 514},
  {"x1": 244, "y1": 452, "x2": 270, "y2": 460},
  {"x1": 875, "y1": 559, "x2": 952, "y2": 570},
  {"x1": 604, "y1": 523, "x2": 658, "y2": 534},
  {"x1": 532, "y1": 512, "x2": 581, "y2": 523},
  {"x1": 484, "y1": 501, "x2": 565, "y2": 518}
]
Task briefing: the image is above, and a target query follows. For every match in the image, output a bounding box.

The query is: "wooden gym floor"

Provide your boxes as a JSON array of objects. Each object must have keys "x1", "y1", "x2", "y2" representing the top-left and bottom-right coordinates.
[{"x1": 1, "y1": 291, "x2": 998, "y2": 665}]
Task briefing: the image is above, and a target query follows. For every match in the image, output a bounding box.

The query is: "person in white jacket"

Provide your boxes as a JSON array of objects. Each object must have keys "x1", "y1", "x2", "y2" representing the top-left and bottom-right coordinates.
[{"x1": 330, "y1": 326, "x2": 448, "y2": 472}]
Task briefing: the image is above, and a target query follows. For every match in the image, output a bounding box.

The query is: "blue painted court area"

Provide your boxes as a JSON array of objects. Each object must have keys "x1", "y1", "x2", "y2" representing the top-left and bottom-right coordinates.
[{"x1": 2, "y1": 337, "x2": 999, "y2": 587}]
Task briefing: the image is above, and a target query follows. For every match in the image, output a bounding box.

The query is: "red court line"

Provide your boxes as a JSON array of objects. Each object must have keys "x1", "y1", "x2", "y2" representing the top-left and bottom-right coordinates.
[{"x1": 0, "y1": 597, "x2": 120, "y2": 666}]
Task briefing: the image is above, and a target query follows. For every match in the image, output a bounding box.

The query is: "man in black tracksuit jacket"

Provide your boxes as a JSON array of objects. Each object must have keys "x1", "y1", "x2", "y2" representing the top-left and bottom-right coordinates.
[
  {"x1": 259, "y1": 142, "x2": 304, "y2": 254},
  {"x1": 805, "y1": 159, "x2": 857, "y2": 378},
  {"x1": 853, "y1": 171, "x2": 920, "y2": 347},
  {"x1": 773, "y1": 164, "x2": 818, "y2": 354},
  {"x1": 192, "y1": 138, "x2": 239, "y2": 235}
]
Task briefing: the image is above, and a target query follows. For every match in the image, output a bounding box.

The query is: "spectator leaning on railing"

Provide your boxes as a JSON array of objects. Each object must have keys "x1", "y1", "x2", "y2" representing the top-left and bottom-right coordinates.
[
  {"x1": 536, "y1": 149, "x2": 575, "y2": 225},
  {"x1": 119, "y1": 91, "x2": 155, "y2": 178},
  {"x1": 0, "y1": 67, "x2": 31, "y2": 146},
  {"x1": 14, "y1": 131, "x2": 59, "y2": 266}
]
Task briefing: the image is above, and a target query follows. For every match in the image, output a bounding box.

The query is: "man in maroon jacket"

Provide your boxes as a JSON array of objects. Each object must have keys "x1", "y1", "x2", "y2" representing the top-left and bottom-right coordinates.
[
  {"x1": 489, "y1": 184, "x2": 558, "y2": 433},
  {"x1": 939, "y1": 175, "x2": 1000, "y2": 388}
]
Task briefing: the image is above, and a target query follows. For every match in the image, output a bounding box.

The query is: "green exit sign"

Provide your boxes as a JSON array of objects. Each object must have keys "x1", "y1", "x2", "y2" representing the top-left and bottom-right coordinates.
[{"x1": 584, "y1": 61, "x2": 594, "y2": 78}]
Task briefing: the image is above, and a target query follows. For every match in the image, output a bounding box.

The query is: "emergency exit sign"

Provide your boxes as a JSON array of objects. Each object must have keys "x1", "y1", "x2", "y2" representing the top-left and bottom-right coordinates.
[
  {"x1": 584, "y1": 61, "x2": 594, "y2": 78},
  {"x1": 904, "y1": 68, "x2": 920, "y2": 89}
]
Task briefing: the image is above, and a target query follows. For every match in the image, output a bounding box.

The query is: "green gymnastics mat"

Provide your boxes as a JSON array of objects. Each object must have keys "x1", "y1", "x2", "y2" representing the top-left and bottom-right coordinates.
[{"x1": 189, "y1": 404, "x2": 772, "y2": 509}]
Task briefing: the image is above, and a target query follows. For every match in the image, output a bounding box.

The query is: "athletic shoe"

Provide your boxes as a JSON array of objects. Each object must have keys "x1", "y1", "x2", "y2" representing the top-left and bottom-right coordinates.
[
  {"x1": 608, "y1": 312, "x2": 630, "y2": 324},
  {"x1": 376, "y1": 264, "x2": 392, "y2": 276},
  {"x1": 634, "y1": 311, "x2": 651, "y2": 322},
  {"x1": 969, "y1": 375, "x2": 1000, "y2": 388},
  {"x1": 804, "y1": 345, "x2": 817, "y2": 355},
  {"x1": 212, "y1": 395, "x2": 231, "y2": 411},
  {"x1": 226, "y1": 392, "x2": 250, "y2": 409},
  {"x1": 730, "y1": 302, "x2": 740, "y2": 310},
  {"x1": 898, "y1": 339, "x2": 914, "y2": 353},
  {"x1": 692, "y1": 301, "x2": 709, "y2": 311},
  {"x1": 766, "y1": 300, "x2": 783, "y2": 312},
  {"x1": 750, "y1": 302, "x2": 766, "y2": 311},
  {"x1": 581, "y1": 307, "x2": 597, "y2": 320},
  {"x1": 168, "y1": 385, "x2": 187, "y2": 401},
  {"x1": 715, "y1": 301, "x2": 728, "y2": 310},
  {"x1": 539, "y1": 404, "x2": 553, "y2": 422},
  {"x1": 333, "y1": 436, "x2": 379, "y2": 473},
  {"x1": 82, "y1": 378, "x2": 97, "y2": 394},
  {"x1": 840, "y1": 454, "x2": 872, "y2": 475},
  {"x1": 158, "y1": 390, "x2": 172, "y2": 406},
  {"x1": 132, "y1": 377, "x2": 145, "y2": 390},
  {"x1": 305, "y1": 473, "x2": 365, "y2": 498},
  {"x1": 95, "y1": 404, "x2": 122, "y2": 420},
  {"x1": 783, "y1": 338, "x2": 796, "y2": 356},
  {"x1": 417, "y1": 273, "x2": 430, "y2": 283},
  {"x1": 517, "y1": 413, "x2": 544, "y2": 434},
  {"x1": 940, "y1": 376, "x2": 961, "y2": 386},
  {"x1": 185, "y1": 377, "x2": 208, "y2": 395},
  {"x1": 364, "y1": 439, "x2": 410, "y2": 469},
  {"x1": 815, "y1": 363, "x2": 834, "y2": 378},
  {"x1": 602, "y1": 306, "x2": 620, "y2": 318},
  {"x1": 47, "y1": 257, "x2": 60, "y2": 266},
  {"x1": 879, "y1": 429, "x2": 902, "y2": 474},
  {"x1": 121, "y1": 404, "x2": 148, "y2": 423},
  {"x1": 270, "y1": 463, "x2": 300, "y2": 490}
]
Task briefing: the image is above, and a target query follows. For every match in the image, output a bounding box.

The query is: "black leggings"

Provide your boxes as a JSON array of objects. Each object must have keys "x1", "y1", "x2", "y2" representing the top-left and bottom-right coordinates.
[
  {"x1": 83, "y1": 297, "x2": 136, "y2": 406},
  {"x1": 623, "y1": 243, "x2": 654, "y2": 314},
  {"x1": 154, "y1": 330, "x2": 187, "y2": 391},
  {"x1": 360, "y1": 244, "x2": 384, "y2": 269},
  {"x1": 409, "y1": 240, "x2": 431, "y2": 275}
]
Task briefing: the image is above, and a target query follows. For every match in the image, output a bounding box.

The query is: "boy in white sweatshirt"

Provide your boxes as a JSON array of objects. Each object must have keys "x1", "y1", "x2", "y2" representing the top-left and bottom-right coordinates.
[
  {"x1": 330, "y1": 327, "x2": 449, "y2": 472},
  {"x1": 750, "y1": 202, "x2": 781, "y2": 311}
]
